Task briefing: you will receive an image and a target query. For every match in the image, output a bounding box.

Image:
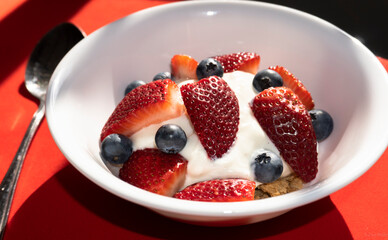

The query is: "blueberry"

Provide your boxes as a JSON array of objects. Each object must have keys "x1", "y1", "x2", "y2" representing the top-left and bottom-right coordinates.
[
  {"x1": 196, "y1": 58, "x2": 223, "y2": 80},
  {"x1": 251, "y1": 149, "x2": 283, "y2": 183},
  {"x1": 309, "y1": 109, "x2": 334, "y2": 142},
  {"x1": 252, "y1": 69, "x2": 283, "y2": 92},
  {"x1": 125, "y1": 80, "x2": 146, "y2": 95},
  {"x1": 100, "y1": 134, "x2": 133, "y2": 164},
  {"x1": 155, "y1": 124, "x2": 187, "y2": 154},
  {"x1": 153, "y1": 72, "x2": 171, "y2": 81}
]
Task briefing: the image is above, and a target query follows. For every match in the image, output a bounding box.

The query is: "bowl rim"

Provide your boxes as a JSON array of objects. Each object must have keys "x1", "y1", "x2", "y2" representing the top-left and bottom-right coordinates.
[{"x1": 46, "y1": 0, "x2": 388, "y2": 218}]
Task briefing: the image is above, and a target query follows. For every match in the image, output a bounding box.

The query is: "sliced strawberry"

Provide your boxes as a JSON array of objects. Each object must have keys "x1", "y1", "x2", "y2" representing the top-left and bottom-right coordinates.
[
  {"x1": 119, "y1": 148, "x2": 188, "y2": 197},
  {"x1": 100, "y1": 79, "x2": 185, "y2": 141},
  {"x1": 171, "y1": 54, "x2": 198, "y2": 80},
  {"x1": 180, "y1": 76, "x2": 239, "y2": 159},
  {"x1": 250, "y1": 87, "x2": 318, "y2": 182},
  {"x1": 173, "y1": 179, "x2": 256, "y2": 202},
  {"x1": 213, "y1": 52, "x2": 260, "y2": 74},
  {"x1": 269, "y1": 66, "x2": 315, "y2": 110}
]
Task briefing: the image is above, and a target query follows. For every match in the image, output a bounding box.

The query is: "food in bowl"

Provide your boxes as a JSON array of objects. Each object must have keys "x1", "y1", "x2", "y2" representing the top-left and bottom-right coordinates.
[{"x1": 99, "y1": 52, "x2": 333, "y2": 201}]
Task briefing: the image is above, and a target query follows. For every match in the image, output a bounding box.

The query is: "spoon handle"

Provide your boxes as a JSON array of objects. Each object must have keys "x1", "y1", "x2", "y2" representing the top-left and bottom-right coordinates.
[{"x1": 0, "y1": 101, "x2": 45, "y2": 238}]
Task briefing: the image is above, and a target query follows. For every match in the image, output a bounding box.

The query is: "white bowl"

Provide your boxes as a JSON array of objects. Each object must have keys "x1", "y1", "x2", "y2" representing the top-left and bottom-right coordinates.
[{"x1": 46, "y1": 1, "x2": 388, "y2": 226}]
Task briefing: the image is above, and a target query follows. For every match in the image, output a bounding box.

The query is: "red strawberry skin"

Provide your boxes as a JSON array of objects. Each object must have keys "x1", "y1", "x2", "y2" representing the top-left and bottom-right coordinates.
[
  {"x1": 100, "y1": 79, "x2": 185, "y2": 141},
  {"x1": 250, "y1": 87, "x2": 318, "y2": 182},
  {"x1": 173, "y1": 179, "x2": 255, "y2": 202},
  {"x1": 171, "y1": 54, "x2": 198, "y2": 80},
  {"x1": 213, "y1": 52, "x2": 260, "y2": 74},
  {"x1": 180, "y1": 76, "x2": 239, "y2": 159},
  {"x1": 269, "y1": 66, "x2": 315, "y2": 110},
  {"x1": 119, "y1": 148, "x2": 188, "y2": 197}
]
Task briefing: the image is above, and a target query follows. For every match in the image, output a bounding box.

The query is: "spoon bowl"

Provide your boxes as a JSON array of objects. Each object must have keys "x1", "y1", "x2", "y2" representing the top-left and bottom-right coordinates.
[
  {"x1": 0, "y1": 22, "x2": 85, "y2": 238},
  {"x1": 25, "y1": 23, "x2": 85, "y2": 100}
]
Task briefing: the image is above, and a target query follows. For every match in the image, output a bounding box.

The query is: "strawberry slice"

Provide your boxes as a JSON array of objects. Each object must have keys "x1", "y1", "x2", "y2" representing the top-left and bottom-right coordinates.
[
  {"x1": 119, "y1": 148, "x2": 188, "y2": 197},
  {"x1": 180, "y1": 76, "x2": 239, "y2": 159},
  {"x1": 173, "y1": 179, "x2": 256, "y2": 202},
  {"x1": 171, "y1": 54, "x2": 198, "y2": 80},
  {"x1": 250, "y1": 87, "x2": 318, "y2": 182},
  {"x1": 100, "y1": 79, "x2": 185, "y2": 141},
  {"x1": 213, "y1": 52, "x2": 260, "y2": 74},
  {"x1": 269, "y1": 66, "x2": 315, "y2": 110}
]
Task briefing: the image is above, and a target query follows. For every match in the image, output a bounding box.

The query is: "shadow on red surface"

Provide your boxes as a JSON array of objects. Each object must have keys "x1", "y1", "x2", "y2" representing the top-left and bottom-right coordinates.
[
  {"x1": 0, "y1": 0, "x2": 88, "y2": 86},
  {"x1": 5, "y1": 164, "x2": 353, "y2": 240}
]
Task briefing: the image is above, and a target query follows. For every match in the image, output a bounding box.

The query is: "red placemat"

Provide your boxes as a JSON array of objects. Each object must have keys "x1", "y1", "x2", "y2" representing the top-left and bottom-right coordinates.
[{"x1": 0, "y1": 1, "x2": 387, "y2": 239}]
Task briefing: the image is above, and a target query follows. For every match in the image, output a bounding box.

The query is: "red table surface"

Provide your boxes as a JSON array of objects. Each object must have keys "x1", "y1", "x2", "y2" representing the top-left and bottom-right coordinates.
[{"x1": 1, "y1": 1, "x2": 387, "y2": 239}]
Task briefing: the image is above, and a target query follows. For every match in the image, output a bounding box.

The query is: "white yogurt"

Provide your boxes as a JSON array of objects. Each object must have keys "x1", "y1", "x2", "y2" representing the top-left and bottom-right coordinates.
[{"x1": 106, "y1": 71, "x2": 293, "y2": 188}]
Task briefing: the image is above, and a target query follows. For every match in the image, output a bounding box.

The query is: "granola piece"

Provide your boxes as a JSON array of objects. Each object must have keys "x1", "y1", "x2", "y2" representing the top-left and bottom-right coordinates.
[{"x1": 254, "y1": 174, "x2": 303, "y2": 199}]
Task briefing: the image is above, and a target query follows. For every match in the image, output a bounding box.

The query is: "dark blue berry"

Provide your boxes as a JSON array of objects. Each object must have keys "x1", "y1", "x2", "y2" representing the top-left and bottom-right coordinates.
[
  {"x1": 100, "y1": 134, "x2": 133, "y2": 164},
  {"x1": 252, "y1": 69, "x2": 283, "y2": 92},
  {"x1": 251, "y1": 150, "x2": 283, "y2": 183},
  {"x1": 125, "y1": 80, "x2": 146, "y2": 95},
  {"x1": 309, "y1": 109, "x2": 333, "y2": 142},
  {"x1": 155, "y1": 124, "x2": 187, "y2": 154},
  {"x1": 153, "y1": 72, "x2": 171, "y2": 81},
  {"x1": 196, "y1": 58, "x2": 223, "y2": 80}
]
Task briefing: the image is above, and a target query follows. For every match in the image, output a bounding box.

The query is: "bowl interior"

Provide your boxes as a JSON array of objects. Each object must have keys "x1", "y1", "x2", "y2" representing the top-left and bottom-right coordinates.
[{"x1": 46, "y1": 1, "x2": 388, "y2": 220}]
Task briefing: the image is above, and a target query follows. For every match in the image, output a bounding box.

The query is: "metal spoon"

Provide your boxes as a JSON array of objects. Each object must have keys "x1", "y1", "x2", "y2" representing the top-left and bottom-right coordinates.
[{"x1": 0, "y1": 22, "x2": 85, "y2": 238}]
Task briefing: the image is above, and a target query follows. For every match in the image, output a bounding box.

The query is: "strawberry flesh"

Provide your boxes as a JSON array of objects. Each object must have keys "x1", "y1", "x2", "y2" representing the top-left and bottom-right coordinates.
[
  {"x1": 171, "y1": 54, "x2": 198, "y2": 80},
  {"x1": 100, "y1": 79, "x2": 185, "y2": 141},
  {"x1": 250, "y1": 87, "x2": 318, "y2": 182},
  {"x1": 180, "y1": 76, "x2": 239, "y2": 159},
  {"x1": 213, "y1": 52, "x2": 260, "y2": 74},
  {"x1": 119, "y1": 148, "x2": 188, "y2": 197},
  {"x1": 269, "y1": 66, "x2": 315, "y2": 110},
  {"x1": 173, "y1": 179, "x2": 256, "y2": 202}
]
